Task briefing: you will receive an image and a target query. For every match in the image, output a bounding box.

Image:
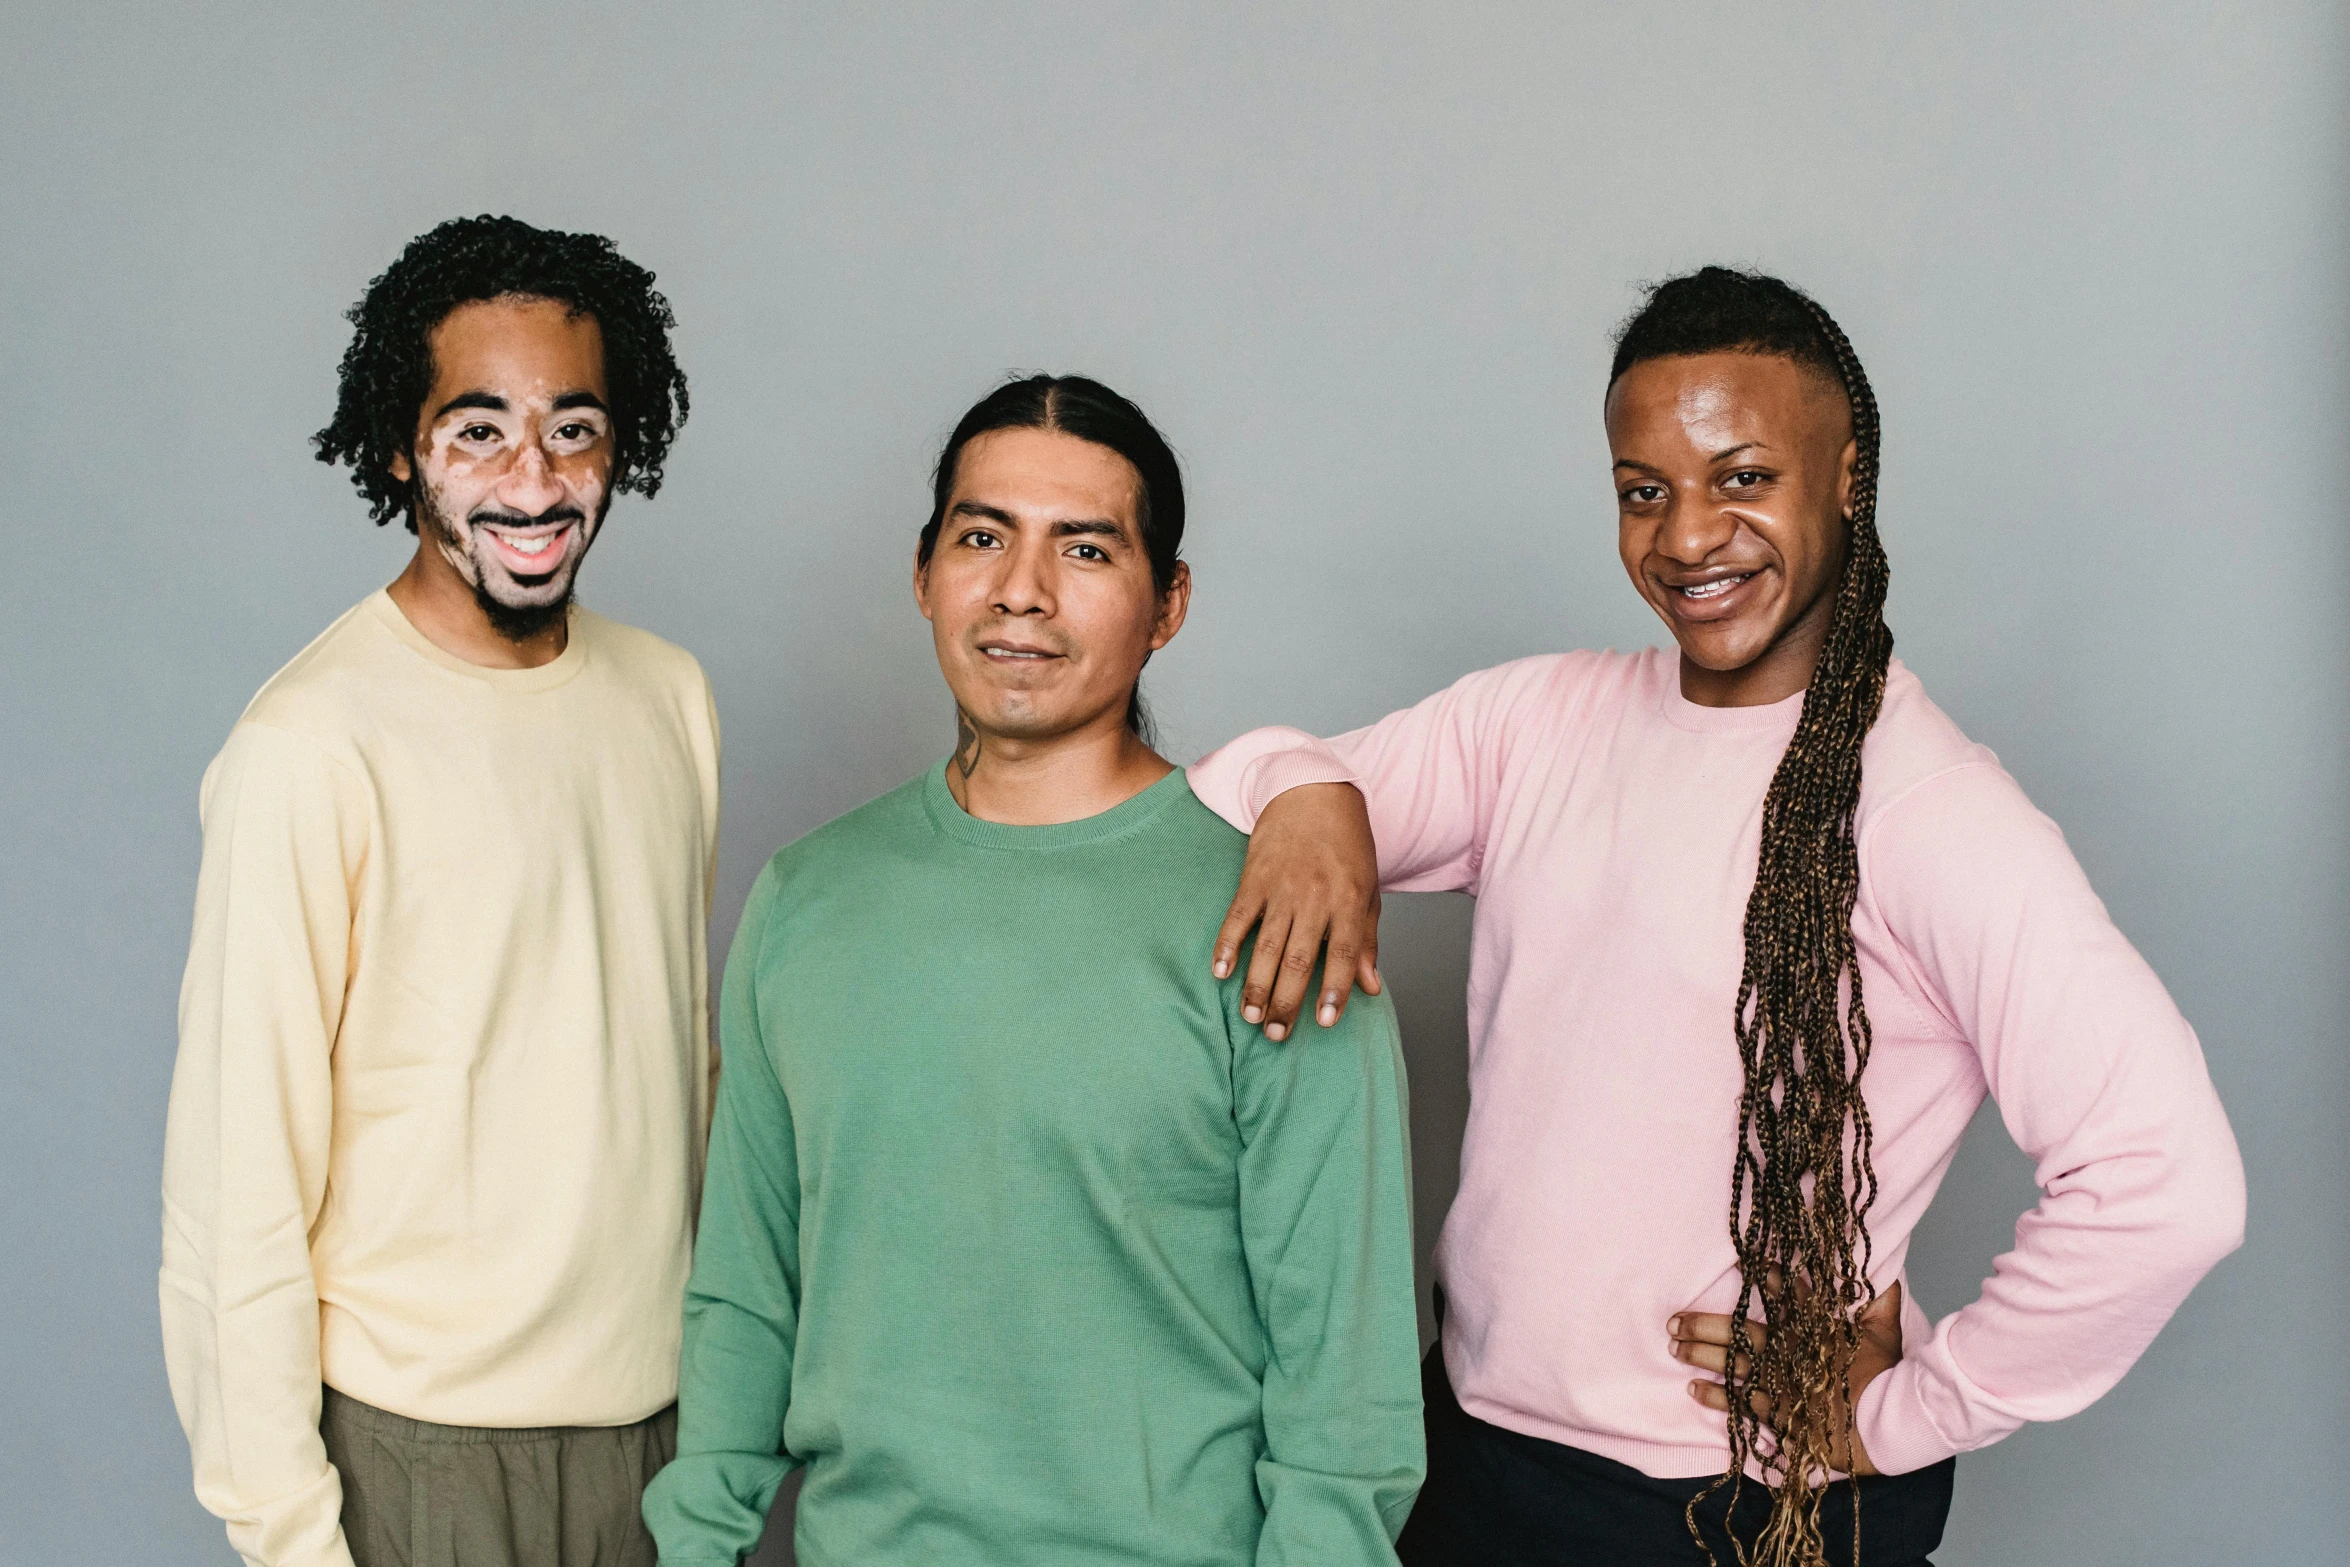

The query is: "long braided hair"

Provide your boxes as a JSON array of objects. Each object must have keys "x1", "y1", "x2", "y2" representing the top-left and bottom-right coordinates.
[{"x1": 1611, "y1": 268, "x2": 1892, "y2": 1566}]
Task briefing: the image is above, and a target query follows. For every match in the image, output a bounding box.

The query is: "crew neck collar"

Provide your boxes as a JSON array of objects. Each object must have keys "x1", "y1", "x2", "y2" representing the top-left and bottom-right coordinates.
[
  {"x1": 364, "y1": 589, "x2": 589, "y2": 693},
  {"x1": 1652, "y1": 647, "x2": 1809, "y2": 735},
  {"x1": 921, "y1": 762, "x2": 1191, "y2": 851}
]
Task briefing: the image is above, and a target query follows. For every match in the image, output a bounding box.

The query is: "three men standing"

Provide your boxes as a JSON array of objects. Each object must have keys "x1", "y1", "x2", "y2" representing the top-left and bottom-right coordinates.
[
  {"x1": 163, "y1": 216, "x2": 712, "y2": 1567},
  {"x1": 167, "y1": 223, "x2": 2242, "y2": 1567}
]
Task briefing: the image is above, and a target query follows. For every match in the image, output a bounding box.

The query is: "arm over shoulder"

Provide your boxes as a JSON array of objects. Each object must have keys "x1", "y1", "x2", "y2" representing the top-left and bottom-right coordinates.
[{"x1": 1190, "y1": 654, "x2": 1578, "y2": 894}]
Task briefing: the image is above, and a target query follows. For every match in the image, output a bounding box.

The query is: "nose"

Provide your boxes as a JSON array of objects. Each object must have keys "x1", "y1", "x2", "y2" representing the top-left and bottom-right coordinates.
[
  {"x1": 495, "y1": 438, "x2": 565, "y2": 516},
  {"x1": 1654, "y1": 492, "x2": 1738, "y2": 565},
  {"x1": 989, "y1": 535, "x2": 1057, "y2": 618}
]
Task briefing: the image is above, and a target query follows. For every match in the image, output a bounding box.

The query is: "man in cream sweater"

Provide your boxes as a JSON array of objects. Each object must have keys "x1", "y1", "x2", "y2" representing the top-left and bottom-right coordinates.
[{"x1": 162, "y1": 215, "x2": 715, "y2": 1567}]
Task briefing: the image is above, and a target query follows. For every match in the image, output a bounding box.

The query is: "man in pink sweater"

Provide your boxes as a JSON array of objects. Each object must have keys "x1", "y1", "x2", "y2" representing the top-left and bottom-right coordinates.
[{"x1": 1189, "y1": 267, "x2": 2244, "y2": 1566}]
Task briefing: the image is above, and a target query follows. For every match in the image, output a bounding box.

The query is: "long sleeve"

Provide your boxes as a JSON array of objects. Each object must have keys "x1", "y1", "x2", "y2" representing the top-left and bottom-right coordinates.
[
  {"x1": 160, "y1": 723, "x2": 369, "y2": 1567},
  {"x1": 1851, "y1": 763, "x2": 2247, "y2": 1473},
  {"x1": 643, "y1": 865, "x2": 804, "y2": 1566},
  {"x1": 1188, "y1": 656, "x2": 1572, "y2": 894},
  {"x1": 1231, "y1": 966, "x2": 1426, "y2": 1564}
]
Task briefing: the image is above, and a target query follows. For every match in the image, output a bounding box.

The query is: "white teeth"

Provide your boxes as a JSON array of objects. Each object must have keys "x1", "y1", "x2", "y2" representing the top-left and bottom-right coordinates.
[
  {"x1": 1681, "y1": 575, "x2": 1747, "y2": 599},
  {"x1": 500, "y1": 533, "x2": 555, "y2": 555}
]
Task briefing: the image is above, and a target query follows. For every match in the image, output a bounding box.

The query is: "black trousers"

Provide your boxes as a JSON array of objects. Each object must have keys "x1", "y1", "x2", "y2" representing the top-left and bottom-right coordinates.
[{"x1": 1398, "y1": 1342, "x2": 1954, "y2": 1567}]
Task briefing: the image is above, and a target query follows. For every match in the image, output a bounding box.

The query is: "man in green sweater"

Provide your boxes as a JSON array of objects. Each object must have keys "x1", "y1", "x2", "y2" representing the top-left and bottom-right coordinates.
[{"x1": 642, "y1": 374, "x2": 1424, "y2": 1566}]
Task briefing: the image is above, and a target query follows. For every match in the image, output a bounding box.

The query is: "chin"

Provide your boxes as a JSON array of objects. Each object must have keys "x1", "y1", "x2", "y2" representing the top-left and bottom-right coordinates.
[{"x1": 1673, "y1": 631, "x2": 1771, "y2": 674}]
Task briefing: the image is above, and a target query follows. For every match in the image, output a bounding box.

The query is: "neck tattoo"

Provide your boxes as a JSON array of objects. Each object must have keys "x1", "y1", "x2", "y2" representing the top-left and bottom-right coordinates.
[{"x1": 954, "y1": 707, "x2": 983, "y2": 780}]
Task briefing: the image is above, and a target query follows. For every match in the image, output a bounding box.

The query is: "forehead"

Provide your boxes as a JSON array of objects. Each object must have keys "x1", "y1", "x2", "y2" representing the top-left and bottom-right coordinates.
[
  {"x1": 950, "y1": 426, "x2": 1141, "y2": 523},
  {"x1": 1604, "y1": 351, "x2": 1846, "y2": 450},
  {"x1": 424, "y1": 295, "x2": 606, "y2": 401}
]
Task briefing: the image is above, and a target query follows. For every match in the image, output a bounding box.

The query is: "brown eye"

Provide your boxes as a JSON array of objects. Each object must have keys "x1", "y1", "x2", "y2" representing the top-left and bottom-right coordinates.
[
  {"x1": 460, "y1": 424, "x2": 500, "y2": 443},
  {"x1": 1724, "y1": 470, "x2": 1766, "y2": 488}
]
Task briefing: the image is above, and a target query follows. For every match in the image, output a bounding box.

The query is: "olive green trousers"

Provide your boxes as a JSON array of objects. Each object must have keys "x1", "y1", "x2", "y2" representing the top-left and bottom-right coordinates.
[{"x1": 321, "y1": 1388, "x2": 677, "y2": 1567}]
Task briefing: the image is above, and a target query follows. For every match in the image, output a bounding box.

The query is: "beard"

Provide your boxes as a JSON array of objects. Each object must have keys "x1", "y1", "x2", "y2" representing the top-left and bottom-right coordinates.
[
  {"x1": 415, "y1": 485, "x2": 606, "y2": 644},
  {"x1": 471, "y1": 573, "x2": 572, "y2": 644}
]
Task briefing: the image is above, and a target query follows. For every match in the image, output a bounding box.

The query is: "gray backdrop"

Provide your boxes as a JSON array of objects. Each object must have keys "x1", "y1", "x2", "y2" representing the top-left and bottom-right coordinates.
[{"x1": 4, "y1": 3, "x2": 2342, "y2": 1563}]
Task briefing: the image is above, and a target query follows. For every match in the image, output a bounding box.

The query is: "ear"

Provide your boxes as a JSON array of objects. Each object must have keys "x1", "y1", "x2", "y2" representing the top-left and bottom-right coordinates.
[
  {"x1": 389, "y1": 449, "x2": 413, "y2": 484},
  {"x1": 1836, "y1": 436, "x2": 1859, "y2": 521},
  {"x1": 1149, "y1": 560, "x2": 1193, "y2": 651},
  {"x1": 912, "y1": 550, "x2": 935, "y2": 623}
]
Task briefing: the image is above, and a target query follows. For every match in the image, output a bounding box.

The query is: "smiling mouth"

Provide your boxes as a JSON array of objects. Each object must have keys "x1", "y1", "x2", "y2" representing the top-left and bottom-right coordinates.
[
  {"x1": 978, "y1": 643, "x2": 1064, "y2": 662},
  {"x1": 479, "y1": 520, "x2": 575, "y2": 576},
  {"x1": 1676, "y1": 572, "x2": 1754, "y2": 601}
]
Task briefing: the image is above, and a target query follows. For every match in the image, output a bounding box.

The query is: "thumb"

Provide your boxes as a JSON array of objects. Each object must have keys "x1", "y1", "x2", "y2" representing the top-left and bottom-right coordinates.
[{"x1": 1862, "y1": 1281, "x2": 1904, "y2": 1343}]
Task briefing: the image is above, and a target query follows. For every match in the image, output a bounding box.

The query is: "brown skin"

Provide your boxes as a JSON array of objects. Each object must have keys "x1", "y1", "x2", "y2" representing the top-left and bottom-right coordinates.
[
  {"x1": 1607, "y1": 352, "x2": 1856, "y2": 708},
  {"x1": 1213, "y1": 348, "x2": 1896, "y2": 1465},
  {"x1": 1671, "y1": 1281, "x2": 1901, "y2": 1476},
  {"x1": 915, "y1": 426, "x2": 1191, "y2": 826},
  {"x1": 385, "y1": 297, "x2": 614, "y2": 670}
]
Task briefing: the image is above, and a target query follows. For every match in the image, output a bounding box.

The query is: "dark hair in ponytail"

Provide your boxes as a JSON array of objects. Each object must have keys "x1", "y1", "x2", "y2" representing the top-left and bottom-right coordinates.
[
  {"x1": 919, "y1": 373, "x2": 1186, "y2": 742},
  {"x1": 1613, "y1": 267, "x2": 1893, "y2": 1567}
]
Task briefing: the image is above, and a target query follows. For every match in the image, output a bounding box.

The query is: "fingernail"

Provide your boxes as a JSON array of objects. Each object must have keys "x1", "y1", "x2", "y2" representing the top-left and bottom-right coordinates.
[
  {"x1": 1318, "y1": 1003, "x2": 1338, "y2": 1027},
  {"x1": 1266, "y1": 1022, "x2": 1288, "y2": 1041},
  {"x1": 1213, "y1": 958, "x2": 1230, "y2": 978},
  {"x1": 1243, "y1": 1005, "x2": 1263, "y2": 1024},
  {"x1": 1669, "y1": 1316, "x2": 1682, "y2": 1336}
]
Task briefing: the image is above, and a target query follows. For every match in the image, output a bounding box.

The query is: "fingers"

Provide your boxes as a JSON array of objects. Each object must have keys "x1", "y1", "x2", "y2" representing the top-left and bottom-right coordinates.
[
  {"x1": 1670, "y1": 1313, "x2": 1765, "y2": 1353},
  {"x1": 1239, "y1": 909, "x2": 1295, "y2": 1036},
  {"x1": 1213, "y1": 889, "x2": 1265, "y2": 983},
  {"x1": 1317, "y1": 931, "x2": 1358, "y2": 1028},
  {"x1": 1311, "y1": 888, "x2": 1386, "y2": 1027},
  {"x1": 1262, "y1": 913, "x2": 1327, "y2": 1039},
  {"x1": 1316, "y1": 895, "x2": 1377, "y2": 1025},
  {"x1": 1670, "y1": 1339, "x2": 1750, "y2": 1379},
  {"x1": 1685, "y1": 1379, "x2": 1775, "y2": 1420}
]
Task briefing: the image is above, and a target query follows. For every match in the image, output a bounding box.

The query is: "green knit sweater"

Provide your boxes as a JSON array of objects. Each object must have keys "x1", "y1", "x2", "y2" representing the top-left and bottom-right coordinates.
[{"x1": 642, "y1": 765, "x2": 1423, "y2": 1566}]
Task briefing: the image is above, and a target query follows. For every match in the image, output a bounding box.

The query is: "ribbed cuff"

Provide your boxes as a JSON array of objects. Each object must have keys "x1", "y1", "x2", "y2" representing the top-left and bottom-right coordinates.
[
  {"x1": 1240, "y1": 747, "x2": 1361, "y2": 823},
  {"x1": 1852, "y1": 1361, "x2": 1963, "y2": 1477}
]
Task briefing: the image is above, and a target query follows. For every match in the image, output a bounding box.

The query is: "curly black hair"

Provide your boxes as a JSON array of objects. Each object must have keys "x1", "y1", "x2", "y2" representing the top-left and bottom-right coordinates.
[{"x1": 313, "y1": 215, "x2": 689, "y2": 529}]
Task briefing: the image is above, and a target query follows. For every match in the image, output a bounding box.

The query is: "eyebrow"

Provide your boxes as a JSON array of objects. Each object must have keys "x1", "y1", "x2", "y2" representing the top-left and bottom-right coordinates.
[
  {"x1": 946, "y1": 501, "x2": 1129, "y2": 541},
  {"x1": 1611, "y1": 442, "x2": 1770, "y2": 474},
  {"x1": 429, "y1": 388, "x2": 610, "y2": 421},
  {"x1": 432, "y1": 391, "x2": 509, "y2": 421},
  {"x1": 1049, "y1": 518, "x2": 1126, "y2": 541}
]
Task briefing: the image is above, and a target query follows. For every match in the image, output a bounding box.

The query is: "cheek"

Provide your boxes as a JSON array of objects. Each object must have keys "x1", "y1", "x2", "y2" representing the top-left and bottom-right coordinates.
[
  {"x1": 1617, "y1": 518, "x2": 1658, "y2": 582},
  {"x1": 558, "y1": 454, "x2": 610, "y2": 506},
  {"x1": 1075, "y1": 581, "x2": 1160, "y2": 660},
  {"x1": 1774, "y1": 517, "x2": 1841, "y2": 602},
  {"x1": 924, "y1": 572, "x2": 990, "y2": 639},
  {"x1": 420, "y1": 444, "x2": 498, "y2": 505}
]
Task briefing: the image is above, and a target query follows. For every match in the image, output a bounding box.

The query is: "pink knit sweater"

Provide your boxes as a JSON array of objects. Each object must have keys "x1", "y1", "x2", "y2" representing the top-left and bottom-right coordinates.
[{"x1": 1189, "y1": 648, "x2": 2243, "y2": 1478}]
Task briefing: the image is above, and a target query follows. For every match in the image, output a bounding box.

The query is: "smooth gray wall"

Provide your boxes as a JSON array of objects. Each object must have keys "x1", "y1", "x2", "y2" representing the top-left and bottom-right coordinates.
[{"x1": 4, "y1": 3, "x2": 2342, "y2": 1562}]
